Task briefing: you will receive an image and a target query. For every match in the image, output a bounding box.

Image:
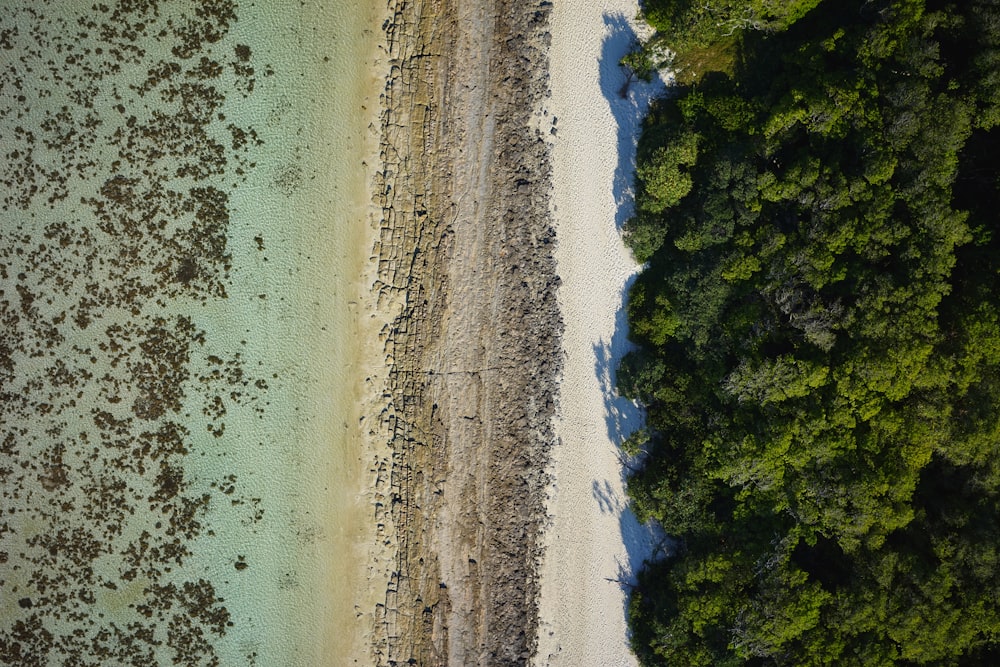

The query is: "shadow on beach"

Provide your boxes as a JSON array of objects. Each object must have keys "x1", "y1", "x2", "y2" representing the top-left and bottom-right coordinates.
[{"x1": 591, "y1": 10, "x2": 671, "y2": 635}]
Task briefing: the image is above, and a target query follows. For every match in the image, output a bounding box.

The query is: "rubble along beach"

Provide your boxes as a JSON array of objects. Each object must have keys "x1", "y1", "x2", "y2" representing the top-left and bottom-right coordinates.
[{"x1": 362, "y1": 0, "x2": 563, "y2": 664}]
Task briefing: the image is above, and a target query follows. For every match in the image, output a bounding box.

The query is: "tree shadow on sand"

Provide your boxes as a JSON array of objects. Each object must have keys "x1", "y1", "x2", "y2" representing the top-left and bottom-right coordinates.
[
  {"x1": 590, "y1": 10, "x2": 672, "y2": 638},
  {"x1": 599, "y1": 12, "x2": 670, "y2": 233}
]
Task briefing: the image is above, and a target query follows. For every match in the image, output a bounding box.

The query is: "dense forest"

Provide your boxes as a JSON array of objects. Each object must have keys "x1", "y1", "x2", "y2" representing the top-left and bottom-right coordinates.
[{"x1": 619, "y1": 0, "x2": 1000, "y2": 664}]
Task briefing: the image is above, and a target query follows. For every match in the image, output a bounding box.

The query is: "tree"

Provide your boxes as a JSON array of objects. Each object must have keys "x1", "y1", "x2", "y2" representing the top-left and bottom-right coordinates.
[{"x1": 620, "y1": 37, "x2": 671, "y2": 96}]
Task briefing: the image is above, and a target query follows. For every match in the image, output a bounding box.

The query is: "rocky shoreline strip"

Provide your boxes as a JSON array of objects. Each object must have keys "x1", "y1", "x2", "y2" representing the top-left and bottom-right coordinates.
[{"x1": 366, "y1": 0, "x2": 562, "y2": 664}]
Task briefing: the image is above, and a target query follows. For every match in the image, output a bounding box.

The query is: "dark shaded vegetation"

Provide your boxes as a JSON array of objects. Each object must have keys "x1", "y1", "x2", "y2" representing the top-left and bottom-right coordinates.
[{"x1": 621, "y1": 1, "x2": 1000, "y2": 663}]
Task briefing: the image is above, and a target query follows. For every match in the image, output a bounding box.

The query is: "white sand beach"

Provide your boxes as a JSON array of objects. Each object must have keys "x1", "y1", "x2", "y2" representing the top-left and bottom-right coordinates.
[{"x1": 535, "y1": 2, "x2": 668, "y2": 665}]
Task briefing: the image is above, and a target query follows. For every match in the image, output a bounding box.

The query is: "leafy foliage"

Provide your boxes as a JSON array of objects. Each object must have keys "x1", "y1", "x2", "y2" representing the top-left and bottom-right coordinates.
[
  {"x1": 622, "y1": 0, "x2": 1000, "y2": 663},
  {"x1": 640, "y1": 0, "x2": 823, "y2": 81},
  {"x1": 622, "y1": 38, "x2": 672, "y2": 84}
]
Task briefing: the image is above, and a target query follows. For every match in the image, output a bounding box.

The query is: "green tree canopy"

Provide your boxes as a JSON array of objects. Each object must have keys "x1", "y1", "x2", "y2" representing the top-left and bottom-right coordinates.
[{"x1": 623, "y1": 0, "x2": 1000, "y2": 663}]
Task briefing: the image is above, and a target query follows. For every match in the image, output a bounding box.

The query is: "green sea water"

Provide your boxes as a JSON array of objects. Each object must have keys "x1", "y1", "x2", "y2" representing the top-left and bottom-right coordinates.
[{"x1": 0, "y1": 1, "x2": 381, "y2": 665}]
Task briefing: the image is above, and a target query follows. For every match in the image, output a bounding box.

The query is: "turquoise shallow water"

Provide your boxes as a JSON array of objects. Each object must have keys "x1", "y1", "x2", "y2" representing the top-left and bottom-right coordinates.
[{"x1": 0, "y1": 1, "x2": 380, "y2": 664}]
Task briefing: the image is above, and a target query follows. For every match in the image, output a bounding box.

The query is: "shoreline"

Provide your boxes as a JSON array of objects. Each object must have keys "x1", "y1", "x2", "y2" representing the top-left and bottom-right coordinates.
[
  {"x1": 363, "y1": 0, "x2": 561, "y2": 663},
  {"x1": 307, "y1": 2, "x2": 388, "y2": 663}
]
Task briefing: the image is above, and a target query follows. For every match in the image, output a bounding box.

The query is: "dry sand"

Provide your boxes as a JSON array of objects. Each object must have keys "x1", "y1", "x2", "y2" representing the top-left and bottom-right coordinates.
[{"x1": 535, "y1": 3, "x2": 668, "y2": 666}]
